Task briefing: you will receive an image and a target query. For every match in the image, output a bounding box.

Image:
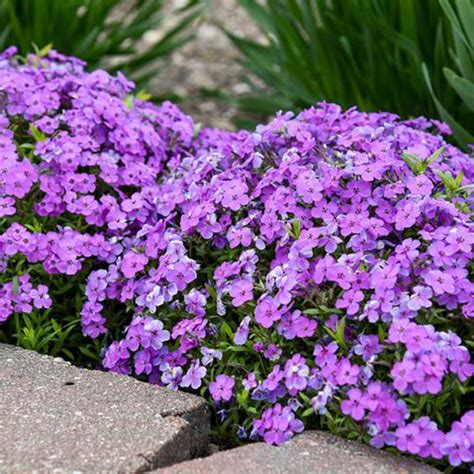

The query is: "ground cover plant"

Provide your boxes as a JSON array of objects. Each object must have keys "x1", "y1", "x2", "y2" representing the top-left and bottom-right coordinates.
[
  {"x1": 229, "y1": 0, "x2": 474, "y2": 148},
  {"x1": 0, "y1": 48, "x2": 473, "y2": 470}
]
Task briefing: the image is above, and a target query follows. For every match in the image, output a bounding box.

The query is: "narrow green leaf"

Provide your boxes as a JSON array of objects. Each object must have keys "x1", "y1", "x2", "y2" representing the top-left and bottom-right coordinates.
[{"x1": 443, "y1": 67, "x2": 474, "y2": 110}]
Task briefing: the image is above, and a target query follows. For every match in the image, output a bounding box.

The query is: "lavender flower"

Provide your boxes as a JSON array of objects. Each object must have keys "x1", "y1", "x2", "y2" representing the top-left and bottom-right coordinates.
[{"x1": 1, "y1": 47, "x2": 473, "y2": 469}]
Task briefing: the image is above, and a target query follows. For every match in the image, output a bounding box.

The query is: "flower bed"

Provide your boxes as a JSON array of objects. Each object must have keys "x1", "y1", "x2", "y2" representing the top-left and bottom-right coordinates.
[{"x1": 0, "y1": 47, "x2": 473, "y2": 470}]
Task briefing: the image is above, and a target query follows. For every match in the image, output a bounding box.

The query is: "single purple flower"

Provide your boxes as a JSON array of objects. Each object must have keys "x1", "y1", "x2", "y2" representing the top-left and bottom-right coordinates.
[{"x1": 209, "y1": 374, "x2": 235, "y2": 402}]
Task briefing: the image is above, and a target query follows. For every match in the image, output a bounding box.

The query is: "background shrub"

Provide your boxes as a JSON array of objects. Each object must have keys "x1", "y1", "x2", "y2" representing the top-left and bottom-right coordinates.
[
  {"x1": 229, "y1": 0, "x2": 474, "y2": 147},
  {"x1": 0, "y1": 0, "x2": 202, "y2": 89}
]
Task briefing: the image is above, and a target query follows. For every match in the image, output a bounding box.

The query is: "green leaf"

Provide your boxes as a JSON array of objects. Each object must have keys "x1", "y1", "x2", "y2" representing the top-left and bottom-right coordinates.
[
  {"x1": 136, "y1": 90, "x2": 152, "y2": 102},
  {"x1": 123, "y1": 94, "x2": 134, "y2": 110},
  {"x1": 221, "y1": 321, "x2": 235, "y2": 341},
  {"x1": 422, "y1": 63, "x2": 473, "y2": 149},
  {"x1": 12, "y1": 276, "x2": 19, "y2": 295},
  {"x1": 29, "y1": 124, "x2": 47, "y2": 142},
  {"x1": 335, "y1": 317, "x2": 346, "y2": 349},
  {"x1": 38, "y1": 43, "x2": 53, "y2": 57},
  {"x1": 443, "y1": 67, "x2": 474, "y2": 110},
  {"x1": 292, "y1": 218, "x2": 301, "y2": 239},
  {"x1": 401, "y1": 152, "x2": 422, "y2": 175},
  {"x1": 324, "y1": 317, "x2": 346, "y2": 349},
  {"x1": 425, "y1": 146, "x2": 445, "y2": 166}
]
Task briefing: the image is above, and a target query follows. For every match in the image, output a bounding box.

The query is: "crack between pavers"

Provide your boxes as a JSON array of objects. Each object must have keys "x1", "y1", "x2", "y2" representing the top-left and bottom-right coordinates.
[
  {"x1": 138, "y1": 408, "x2": 211, "y2": 473},
  {"x1": 138, "y1": 452, "x2": 155, "y2": 465},
  {"x1": 161, "y1": 404, "x2": 210, "y2": 456}
]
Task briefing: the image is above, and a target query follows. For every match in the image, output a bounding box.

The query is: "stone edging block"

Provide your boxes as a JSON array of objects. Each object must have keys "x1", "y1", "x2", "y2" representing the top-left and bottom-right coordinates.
[{"x1": 0, "y1": 344, "x2": 209, "y2": 472}]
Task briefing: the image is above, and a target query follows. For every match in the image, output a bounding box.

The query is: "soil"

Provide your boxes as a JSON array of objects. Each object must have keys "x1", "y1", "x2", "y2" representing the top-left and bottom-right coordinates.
[{"x1": 147, "y1": 0, "x2": 262, "y2": 129}]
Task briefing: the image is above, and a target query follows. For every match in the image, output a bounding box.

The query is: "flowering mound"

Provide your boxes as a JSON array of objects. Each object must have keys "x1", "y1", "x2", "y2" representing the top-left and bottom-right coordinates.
[{"x1": 0, "y1": 47, "x2": 473, "y2": 469}]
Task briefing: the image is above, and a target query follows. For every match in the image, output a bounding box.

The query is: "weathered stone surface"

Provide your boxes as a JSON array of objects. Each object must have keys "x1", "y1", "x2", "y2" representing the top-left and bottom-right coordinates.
[
  {"x1": 157, "y1": 431, "x2": 439, "y2": 474},
  {"x1": 0, "y1": 344, "x2": 209, "y2": 472}
]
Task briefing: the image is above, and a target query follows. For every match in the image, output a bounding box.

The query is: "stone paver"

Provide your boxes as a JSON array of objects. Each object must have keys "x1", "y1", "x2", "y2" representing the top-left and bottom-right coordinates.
[
  {"x1": 157, "y1": 431, "x2": 439, "y2": 474},
  {"x1": 0, "y1": 344, "x2": 209, "y2": 472}
]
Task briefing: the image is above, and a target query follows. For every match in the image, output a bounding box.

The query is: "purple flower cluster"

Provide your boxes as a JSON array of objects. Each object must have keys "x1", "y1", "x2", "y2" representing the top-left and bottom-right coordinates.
[
  {"x1": 253, "y1": 403, "x2": 304, "y2": 444},
  {"x1": 0, "y1": 47, "x2": 473, "y2": 469},
  {"x1": 0, "y1": 274, "x2": 51, "y2": 322}
]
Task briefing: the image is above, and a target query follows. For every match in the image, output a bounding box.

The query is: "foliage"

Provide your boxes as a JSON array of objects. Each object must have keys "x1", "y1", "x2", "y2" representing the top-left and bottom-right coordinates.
[
  {"x1": 423, "y1": 0, "x2": 474, "y2": 147},
  {"x1": 0, "y1": 49, "x2": 473, "y2": 470},
  {"x1": 229, "y1": 0, "x2": 473, "y2": 147},
  {"x1": 0, "y1": 0, "x2": 202, "y2": 88}
]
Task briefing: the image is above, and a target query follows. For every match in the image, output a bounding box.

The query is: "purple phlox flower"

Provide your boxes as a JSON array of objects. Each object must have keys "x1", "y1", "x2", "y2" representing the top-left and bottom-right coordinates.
[
  {"x1": 263, "y1": 364, "x2": 284, "y2": 392},
  {"x1": 401, "y1": 324, "x2": 432, "y2": 353},
  {"x1": 0, "y1": 197, "x2": 16, "y2": 216},
  {"x1": 165, "y1": 260, "x2": 197, "y2": 291},
  {"x1": 292, "y1": 311, "x2": 317, "y2": 338},
  {"x1": 234, "y1": 315, "x2": 251, "y2": 345},
  {"x1": 446, "y1": 226, "x2": 473, "y2": 254},
  {"x1": 424, "y1": 269, "x2": 455, "y2": 295},
  {"x1": 339, "y1": 213, "x2": 364, "y2": 236},
  {"x1": 134, "y1": 349, "x2": 153, "y2": 375},
  {"x1": 142, "y1": 285, "x2": 164, "y2": 313},
  {"x1": 361, "y1": 217, "x2": 389, "y2": 238},
  {"x1": 395, "y1": 423, "x2": 428, "y2": 455},
  {"x1": 395, "y1": 238, "x2": 420, "y2": 262},
  {"x1": 209, "y1": 374, "x2": 235, "y2": 402},
  {"x1": 361, "y1": 382, "x2": 383, "y2": 412},
  {"x1": 125, "y1": 322, "x2": 150, "y2": 351},
  {"x1": 103, "y1": 340, "x2": 130, "y2": 370},
  {"x1": 275, "y1": 271, "x2": 298, "y2": 306},
  {"x1": 311, "y1": 384, "x2": 334, "y2": 415},
  {"x1": 427, "y1": 240, "x2": 456, "y2": 265},
  {"x1": 255, "y1": 296, "x2": 281, "y2": 328},
  {"x1": 229, "y1": 278, "x2": 253, "y2": 307},
  {"x1": 406, "y1": 285, "x2": 433, "y2": 311},
  {"x1": 184, "y1": 288, "x2": 207, "y2": 316},
  {"x1": 395, "y1": 200, "x2": 420, "y2": 231},
  {"x1": 416, "y1": 417, "x2": 444, "y2": 460},
  {"x1": 354, "y1": 334, "x2": 381, "y2": 362},
  {"x1": 200, "y1": 346, "x2": 223, "y2": 366},
  {"x1": 181, "y1": 360, "x2": 207, "y2": 389},
  {"x1": 243, "y1": 372, "x2": 258, "y2": 391},
  {"x1": 341, "y1": 388, "x2": 366, "y2": 421},
  {"x1": 406, "y1": 175, "x2": 433, "y2": 196},
  {"x1": 336, "y1": 289, "x2": 364, "y2": 315},
  {"x1": 371, "y1": 263, "x2": 400, "y2": 292},
  {"x1": 143, "y1": 319, "x2": 170, "y2": 350},
  {"x1": 391, "y1": 359, "x2": 416, "y2": 393},
  {"x1": 220, "y1": 179, "x2": 249, "y2": 211},
  {"x1": 326, "y1": 263, "x2": 355, "y2": 290},
  {"x1": 295, "y1": 170, "x2": 323, "y2": 204},
  {"x1": 253, "y1": 404, "x2": 304, "y2": 445},
  {"x1": 369, "y1": 428, "x2": 397, "y2": 449},
  {"x1": 336, "y1": 358, "x2": 360, "y2": 385},
  {"x1": 30, "y1": 284, "x2": 52, "y2": 309},
  {"x1": 227, "y1": 225, "x2": 253, "y2": 249},
  {"x1": 264, "y1": 343, "x2": 282, "y2": 361},
  {"x1": 161, "y1": 364, "x2": 183, "y2": 391},
  {"x1": 313, "y1": 342, "x2": 338, "y2": 367},
  {"x1": 284, "y1": 354, "x2": 309, "y2": 395},
  {"x1": 121, "y1": 251, "x2": 148, "y2": 278}
]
